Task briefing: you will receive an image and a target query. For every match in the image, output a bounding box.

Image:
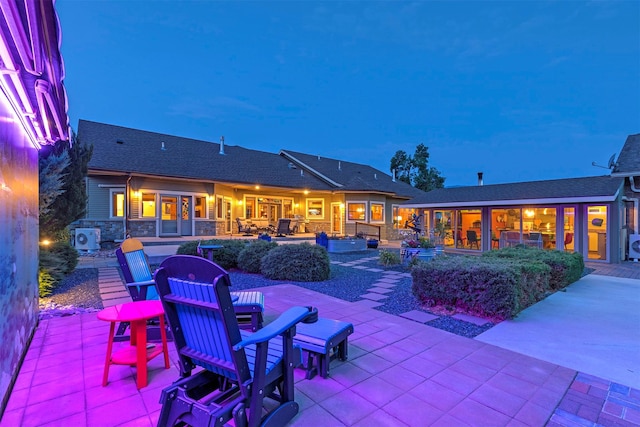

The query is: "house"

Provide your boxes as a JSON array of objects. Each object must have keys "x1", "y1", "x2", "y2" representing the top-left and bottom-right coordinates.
[
  {"x1": 75, "y1": 120, "x2": 424, "y2": 244},
  {"x1": 403, "y1": 134, "x2": 640, "y2": 265},
  {"x1": 611, "y1": 133, "x2": 640, "y2": 260},
  {"x1": 0, "y1": 1, "x2": 69, "y2": 416}
]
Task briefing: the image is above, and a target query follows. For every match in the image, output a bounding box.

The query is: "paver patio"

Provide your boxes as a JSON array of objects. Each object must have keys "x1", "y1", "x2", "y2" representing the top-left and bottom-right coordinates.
[{"x1": 3, "y1": 249, "x2": 639, "y2": 426}]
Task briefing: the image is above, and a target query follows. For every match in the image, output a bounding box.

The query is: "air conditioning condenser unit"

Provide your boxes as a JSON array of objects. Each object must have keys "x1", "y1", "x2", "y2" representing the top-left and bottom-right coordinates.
[
  {"x1": 75, "y1": 228, "x2": 101, "y2": 251},
  {"x1": 628, "y1": 234, "x2": 640, "y2": 260}
]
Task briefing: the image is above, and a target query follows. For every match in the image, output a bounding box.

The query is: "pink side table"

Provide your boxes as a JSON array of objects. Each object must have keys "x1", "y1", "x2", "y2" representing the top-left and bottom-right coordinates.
[{"x1": 98, "y1": 300, "x2": 170, "y2": 389}]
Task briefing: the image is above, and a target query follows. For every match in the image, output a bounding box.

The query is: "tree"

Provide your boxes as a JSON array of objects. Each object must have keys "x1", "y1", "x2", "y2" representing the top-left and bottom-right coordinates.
[
  {"x1": 389, "y1": 143, "x2": 445, "y2": 191},
  {"x1": 39, "y1": 132, "x2": 93, "y2": 238},
  {"x1": 39, "y1": 150, "x2": 70, "y2": 217},
  {"x1": 390, "y1": 150, "x2": 412, "y2": 185}
]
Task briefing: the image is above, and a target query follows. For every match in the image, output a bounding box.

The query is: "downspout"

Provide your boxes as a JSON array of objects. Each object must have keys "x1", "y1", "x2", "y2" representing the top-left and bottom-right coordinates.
[
  {"x1": 628, "y1": 176, "x2": 640, "y2": 234},
  {"x1": 125, "y1": 174, "x2": 132, "y2": 240}
]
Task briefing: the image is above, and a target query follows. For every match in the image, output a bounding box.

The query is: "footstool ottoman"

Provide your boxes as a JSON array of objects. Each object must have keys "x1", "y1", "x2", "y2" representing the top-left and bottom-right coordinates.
[{"x1": 294, "y1": 317, "x2": 354, "y2": 379}]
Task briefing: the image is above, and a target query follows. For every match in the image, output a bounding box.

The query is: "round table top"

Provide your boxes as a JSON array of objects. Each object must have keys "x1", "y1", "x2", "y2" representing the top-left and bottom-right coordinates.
[{"x1": 97, "y1": 300, "x2": 165, "y2": 322}]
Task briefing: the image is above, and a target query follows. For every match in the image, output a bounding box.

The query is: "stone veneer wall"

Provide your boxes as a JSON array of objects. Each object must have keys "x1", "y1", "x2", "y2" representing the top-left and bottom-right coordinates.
[
  {"x1": 195, "y1": 221, "x2": 217, "y2": 236},
  {"x1": 0, "y1": 115, "x2": 39, "y2": 413},
  {"x1": 128, "y1": 221, "x2": 156, "y2": 238}
]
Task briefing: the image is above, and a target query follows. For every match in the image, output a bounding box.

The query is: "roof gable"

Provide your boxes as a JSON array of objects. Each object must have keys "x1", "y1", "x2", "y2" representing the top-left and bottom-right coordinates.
[
  {"x1": 280, "y1": 150, "x2": 424, "y2": 198},
  {"x1": 612, "y1": 134, "x2": 640, "y2": 177}
]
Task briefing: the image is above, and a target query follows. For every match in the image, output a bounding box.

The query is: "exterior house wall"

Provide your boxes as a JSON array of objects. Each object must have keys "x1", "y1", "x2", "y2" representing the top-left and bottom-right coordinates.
[
  {"x1": 0, "y1": 102, "x2": 40, "y2": 415},
  {"x1": 341, "y1": 194, "x2": 393, "y2": 239},
  {"x1": 76, "y1": 176, "x2": 127, "y2": 243},
  {"x1": 418, "y1": 201, "x2": 623, "y2": 263}
]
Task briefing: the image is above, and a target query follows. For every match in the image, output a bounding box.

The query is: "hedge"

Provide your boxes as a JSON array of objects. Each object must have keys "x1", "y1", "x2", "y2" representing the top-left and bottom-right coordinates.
[
  {"x1": 177, "y1": 239, "x2": 249, "y2": 270},
  {"x1": 411, "y1": 255, "x2": 552, "y2": 320},
  {"x1": 261, "y1": 243, "x2": 330, "y2": 281},
  {"x1": 237, "y1": 240, "x2": 278, "y2": 273},
  {"x1": 481, "y1": 246, "x2": 584, "y2": 290}
]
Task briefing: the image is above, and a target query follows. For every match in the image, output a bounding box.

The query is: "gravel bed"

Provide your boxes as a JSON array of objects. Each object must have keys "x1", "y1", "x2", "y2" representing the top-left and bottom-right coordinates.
[{"x1": 39, "y1": 268, "x2": 103, "y2": 319}]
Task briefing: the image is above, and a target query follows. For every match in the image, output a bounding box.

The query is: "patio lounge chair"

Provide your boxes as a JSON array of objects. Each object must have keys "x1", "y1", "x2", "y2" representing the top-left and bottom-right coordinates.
[
  {"x1": 275, "y1": 218, "x2": 292, "y2": 237},
  {"x1": 236, "y1": 217, "x2": 256, "y2": 236},
  {"x1": 115, "y1": 238, "x2": 265, "y2": 341},
  {"x1": 154, "y1": 255, "x2": 312, "y2": 427}
]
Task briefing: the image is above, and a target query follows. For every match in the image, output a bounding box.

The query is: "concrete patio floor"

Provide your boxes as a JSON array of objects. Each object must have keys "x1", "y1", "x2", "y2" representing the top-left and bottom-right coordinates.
[
  {"x1": 2, "y1": 250, "x2": 640, "y2": 426},
  {"x1": 477, "y1": 274, "x2": 640, "y2": 390}
]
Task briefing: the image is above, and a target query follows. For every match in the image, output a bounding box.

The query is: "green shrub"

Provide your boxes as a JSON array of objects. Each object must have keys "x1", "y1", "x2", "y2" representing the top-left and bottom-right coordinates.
[
  {"x1": 177, "y1": 239, "x2": 249, "y2": 270},
  {"x1": 238, "y1": 240, "x2": 278, "y2": 273},
  {"x1": 38, "y1": 249, "x2": 66, "y2": 297},
  {"x1": 38, "y1": 269, "x2": 57, "y2": 297},
  {"x1": 261, "y1": 243, "x2": 330, "y2": 281},
  {"x1": 411, "y1": 256, "x2": 551, "y2": 320},
  {"x1": 47, "y1": 241, "x2": 79, "y2": 274},
  {"x1": 482, "y1": 246, "x2": 583, "y2": 290},
  {"x1": 176, "y1": 240, "x2": 200, "y2": 255},
  {"x1": 378, "y1": 249, "x2": 401, "y2": 266}
]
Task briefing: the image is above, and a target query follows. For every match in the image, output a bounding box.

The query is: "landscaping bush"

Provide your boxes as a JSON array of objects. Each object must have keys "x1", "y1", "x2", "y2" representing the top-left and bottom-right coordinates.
[
  {"x1": 482, "y1": 246, "x2": 584, "y2": 290},
  {"x1": 261, "y1": 243, "x2": 330, "y2": 281},
  {"x1": 38, "y1": 249, "x2": 66, "y2": 297},
  {"x1": 378, "y1": 249, "x2": 401, "y2": 266},
  {"x1": 38, "y1": 269, "x2": 57, "y2": 297},
  {"x1": 177, "y1": 239, "x2": 249, "y2": 270},
  {"x1": 237, "y1": 240, "x2": 278, "y2": 273},
  {"x1": 411, "y1": 255, "x2": 551, "y2": 320},
  {"x1": 47, "y1": 241, "x2": 79, "y2": 274}
]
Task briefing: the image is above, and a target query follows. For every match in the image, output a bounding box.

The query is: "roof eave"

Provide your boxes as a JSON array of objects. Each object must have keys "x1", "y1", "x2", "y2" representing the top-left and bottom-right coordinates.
[{"x1": 403, "y1": 195, "x2": 620, "y2": 208}]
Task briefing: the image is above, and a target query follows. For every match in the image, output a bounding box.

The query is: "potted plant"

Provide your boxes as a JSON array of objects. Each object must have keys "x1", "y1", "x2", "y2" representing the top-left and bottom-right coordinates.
[{"x1": 401, "y1": 237, "x2": 436, "y2": 262}]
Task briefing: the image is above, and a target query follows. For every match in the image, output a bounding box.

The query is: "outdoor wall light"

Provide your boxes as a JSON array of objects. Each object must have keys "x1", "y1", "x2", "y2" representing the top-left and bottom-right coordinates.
[
  {"x1": 237, "y1": 200, "x2": 243, "y2": 206},
  {"x1": 133, "y1": 191, "x2": 140, "y2": 198},
  {"x1": 255, "y1": 185, "x2": 260, "y2": 190},
  {"x1": 303, "y1": 190, "x2": 309, "y2": 195}
]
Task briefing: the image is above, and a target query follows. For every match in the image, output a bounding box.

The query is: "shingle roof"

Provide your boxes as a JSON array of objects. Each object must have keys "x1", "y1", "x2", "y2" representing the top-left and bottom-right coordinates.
[
  {"x1": 403, "y1": 175, "x2": 623, "y2": 207},
  {"x1": 78, "y1": 120, "x2": 334, "y2": 191},
  {"x1": 79, "y1": 120, "x2": 426, "y2": 199},
  {"x1": 280, "y1": 150, "x2": 425, "y2": 199},
  {"x1": 612, "y1": 134, "x2": 640, "y2": 177}
]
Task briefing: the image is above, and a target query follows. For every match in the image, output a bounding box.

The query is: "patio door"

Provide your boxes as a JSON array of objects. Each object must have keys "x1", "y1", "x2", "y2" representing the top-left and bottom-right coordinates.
[
  {"x1": 331, "y1": 203, "x2": 343, "y2": 235},
  {"x1": 160, "y1": 195, "x2": 178, "y2": 235},
  {"x1": 180, "y1": 196, "x2": 192, "y2": 236}
]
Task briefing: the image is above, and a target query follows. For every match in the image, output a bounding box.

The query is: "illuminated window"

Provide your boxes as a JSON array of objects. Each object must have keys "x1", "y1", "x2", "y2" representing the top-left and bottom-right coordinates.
[
  {"x1": 194, "y1": 196, "x2": 206, "y2": 218},
  {"x1": 216, "y1": 196, "x2": 223, "y2": 219},
  {"x1": 142, "y1": 193, "x2": 156, "y2": 217},
  {"x1": 370, "y1": 203, "x2": 384, "y2": 222},
  {"x1": 111, "y1": 191, "x2": 124, "y2": 217},
  {"x1": 347, "y1": 202, "x2": 366, "y2": 221},
  {"x1": 307, "y1": 199, "x2": 324, "y2": 218},
  {"x1": 245, "y1": 197, "x2": 255, "y2": 218}
]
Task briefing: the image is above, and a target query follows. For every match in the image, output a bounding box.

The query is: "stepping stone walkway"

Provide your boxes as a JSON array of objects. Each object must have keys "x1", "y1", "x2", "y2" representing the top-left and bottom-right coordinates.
[
  {"x1": 331, "y1": 255, "x2": 491, "y2": 328},
  {"x1": 98, "y1": 267, "x2": 132, "y2": 307}
]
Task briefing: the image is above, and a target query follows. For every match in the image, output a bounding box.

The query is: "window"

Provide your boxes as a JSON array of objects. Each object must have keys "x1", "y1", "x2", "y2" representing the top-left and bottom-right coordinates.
[
  {"x1": 245, "y1": 197, "x2": 255, "y2": 218},
  {"x1": 141, "y1": 193, "x2": 156, "y2": 217},
  {"x1": 347, "y1": 202, "x2": 366, "y2": 221},
  {"x1": 283, "y1": 199, "x2": 293, "y2": 218},
  {"x1": 392, "y1": 206, "x2": 417, "y2": 229},
  {"x1": 194, "y1": 196, "x2": 206, "y2": 218},
  {"x1": 216, "y1": 196, "x2": 223, "y2": 219},
  {"x1": 306, "y1": 199, "x2": 324, "y2": 218},
  {"x1": 370, "y1": 203, "x2": 384, "y2": 222},
  {"x1": 111, "y1": 191, "x2": 124, "y2": 217}
]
